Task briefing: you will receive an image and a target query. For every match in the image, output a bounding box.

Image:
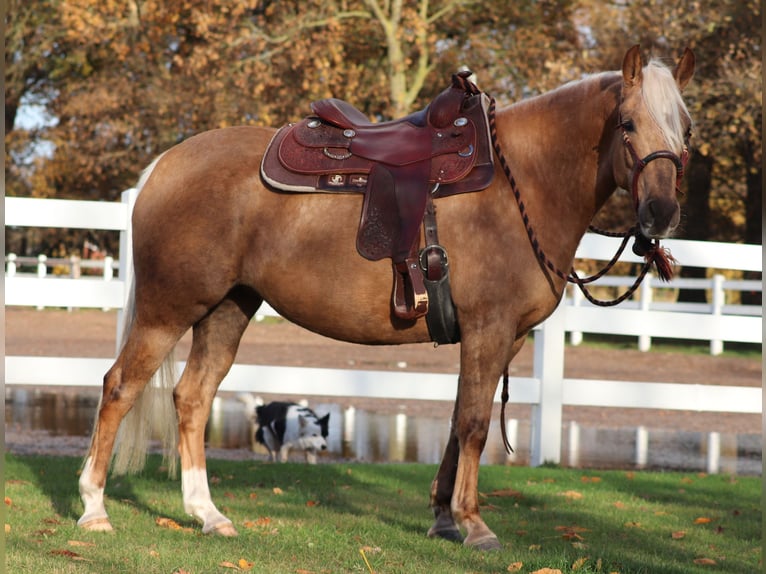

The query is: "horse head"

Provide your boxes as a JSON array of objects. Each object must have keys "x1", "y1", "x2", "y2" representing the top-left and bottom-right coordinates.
[{"x1": 615, "y1": 45, "x2": 695, "y2": 239}]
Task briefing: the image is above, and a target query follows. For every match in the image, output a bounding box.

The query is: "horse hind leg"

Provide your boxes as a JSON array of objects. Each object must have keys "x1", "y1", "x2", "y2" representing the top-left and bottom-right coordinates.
[
  {"x1": 174, "y1": 288, "x2": 261, "y2": 535},
  {"x1": 428, "y1": 403, "x2": 463, "y2": 543},
  {"x1": 78, "y1": 323, "x2": 184, "y2": 532}
]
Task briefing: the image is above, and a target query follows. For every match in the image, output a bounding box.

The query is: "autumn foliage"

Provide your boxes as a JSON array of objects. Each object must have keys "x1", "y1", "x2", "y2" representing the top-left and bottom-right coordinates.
[{"x1": 5, "y1": 0, "x2": 761, "y2": 257}]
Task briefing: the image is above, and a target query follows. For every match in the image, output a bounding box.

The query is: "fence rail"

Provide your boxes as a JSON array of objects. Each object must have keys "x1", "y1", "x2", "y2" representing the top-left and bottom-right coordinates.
[{"x1": 5, "y1": 193, "x2": 762, "y2": 468}]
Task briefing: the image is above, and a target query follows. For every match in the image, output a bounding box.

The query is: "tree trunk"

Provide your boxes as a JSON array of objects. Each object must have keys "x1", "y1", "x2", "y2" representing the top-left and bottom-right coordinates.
[
  {"x1": 740, "y1": 137, "x2": 762, "y2": 306},
  {"x1": 677, "y1": 152, "x2": 713, "y2": 303}
]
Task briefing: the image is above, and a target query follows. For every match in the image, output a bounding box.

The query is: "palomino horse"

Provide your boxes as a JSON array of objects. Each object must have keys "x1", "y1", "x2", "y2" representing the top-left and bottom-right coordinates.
[{"x1": 78, "y1": 45, "x2": 694, "y2": 550}]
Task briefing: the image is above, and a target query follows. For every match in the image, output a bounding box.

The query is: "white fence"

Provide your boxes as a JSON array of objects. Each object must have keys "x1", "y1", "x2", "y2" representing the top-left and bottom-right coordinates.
[{"x1": 5, "y1": 193, "x2": 762, "y2": 468}]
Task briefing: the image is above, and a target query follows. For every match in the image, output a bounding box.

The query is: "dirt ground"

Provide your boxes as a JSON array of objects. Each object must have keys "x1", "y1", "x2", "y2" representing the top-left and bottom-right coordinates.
[{"x1": 5, "y1": 307, "x2": 762, "y2": 441}]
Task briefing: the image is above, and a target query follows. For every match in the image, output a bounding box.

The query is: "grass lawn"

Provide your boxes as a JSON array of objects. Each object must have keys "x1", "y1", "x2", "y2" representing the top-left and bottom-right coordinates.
[{"x1": 5, "y1": 454, "x2": 761, "y2": 573}]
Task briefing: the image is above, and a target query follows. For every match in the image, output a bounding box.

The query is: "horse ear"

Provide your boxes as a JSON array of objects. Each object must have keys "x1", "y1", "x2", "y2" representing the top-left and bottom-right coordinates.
[
  {"x1": 673, "y1": 47, "x2": 695, "y2": 91},
  {"x1": 622, "y1": 44, "x2": 643, "y2": 88}
]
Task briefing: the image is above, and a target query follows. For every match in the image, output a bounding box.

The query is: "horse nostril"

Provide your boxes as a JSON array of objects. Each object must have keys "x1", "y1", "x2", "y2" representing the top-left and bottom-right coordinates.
[{"x1": 321, "y1": 445, "x2": 327, "y2": 450}]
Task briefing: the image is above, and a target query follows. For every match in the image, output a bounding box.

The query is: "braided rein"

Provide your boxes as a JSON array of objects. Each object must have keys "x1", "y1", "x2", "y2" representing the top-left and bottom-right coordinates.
[{"x1": 487, "y1": 97, "x2": 677, "y2": 307}]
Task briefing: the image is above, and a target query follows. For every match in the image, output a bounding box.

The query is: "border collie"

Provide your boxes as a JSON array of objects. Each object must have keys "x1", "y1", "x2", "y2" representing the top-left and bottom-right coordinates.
[{"x1": 253, "y1": 401, "x2": 330, "y2": 463}]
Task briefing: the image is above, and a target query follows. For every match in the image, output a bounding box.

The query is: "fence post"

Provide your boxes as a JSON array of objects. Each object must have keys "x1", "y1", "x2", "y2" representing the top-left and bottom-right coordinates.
[
  {"x1": 706, "y1": 431, "x2": 721, "y2": 474},
  {"x1": 568, "y1": 420, "x2": 580, "y2": 467},
  {"x1": 36, "y1": 254, "x2": 47, "y2": 310},
  {"x1": 710, "y1": 274, "x2": 724, "y2": 355},
  {"x1": 569, "y1": 280, "x2": 583, "y2": 346},
  {"x1": 504, "y1": 418, "x2": 518, "y2": 463},
  {"x1": 638, "y1": 273, "x2": 653, "y2": 351},
  {"x1": 635, "y1": 426, "x2": 648, "y2": 468},
  {"x1": 6, "y1": 253, "x2": 17, "y2": 277},
  {"x1": 115, "y1": 188, "x2": 139, "y2": 351},
  {"x1": 102, "y1": 255, "x2": 115, "y2": 311},
  {"x1": 103, "y1": 256, "x2": 114, "y2": 281},
  {"x1": 530, "y1": 302, "x2": 565, "y2": 466}
]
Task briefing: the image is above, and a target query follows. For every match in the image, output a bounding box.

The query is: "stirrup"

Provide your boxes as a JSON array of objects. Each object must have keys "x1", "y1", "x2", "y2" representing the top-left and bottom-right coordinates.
[{"x1": 392, "y1": 258, "x2": 429, "y2": 320}]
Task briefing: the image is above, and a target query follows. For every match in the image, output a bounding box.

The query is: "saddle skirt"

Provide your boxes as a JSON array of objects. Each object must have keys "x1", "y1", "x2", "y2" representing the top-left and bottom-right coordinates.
[{"x1": 261, "y1": 71, "x2": 494, "y2": 320}]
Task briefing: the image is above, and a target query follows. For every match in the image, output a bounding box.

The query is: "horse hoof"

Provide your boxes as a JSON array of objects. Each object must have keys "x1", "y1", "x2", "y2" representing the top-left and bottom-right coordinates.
[
  {"x1": 465, "y1": 533, "x2": 502, "y2": 551},
  {"x1": 208, "y1": 522, "x2": 238, "y2": 537},
  {"x1": 79, "y1": 517, "x2": 114, "y2": 532},
  {"x1": 427, "y1": 526, "x2": 464, "y2": 543}
]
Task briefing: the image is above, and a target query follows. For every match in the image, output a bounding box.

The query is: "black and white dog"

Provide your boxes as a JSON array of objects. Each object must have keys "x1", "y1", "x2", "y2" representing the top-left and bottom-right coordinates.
[{"x1": 244, "y1": 398, "x2": 330, "y2": 463}]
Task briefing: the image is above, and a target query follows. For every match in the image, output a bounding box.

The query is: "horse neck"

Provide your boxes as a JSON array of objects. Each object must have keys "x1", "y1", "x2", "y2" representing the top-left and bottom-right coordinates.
[{"x1": 494, "y1": 73, "x2": 622, "y2": 258}]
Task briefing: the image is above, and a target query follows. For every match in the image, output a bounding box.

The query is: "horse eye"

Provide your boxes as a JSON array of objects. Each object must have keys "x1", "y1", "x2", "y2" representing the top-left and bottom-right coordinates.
[{"x1": 621, "y1": 119, "x2": 635, "y2": 132}]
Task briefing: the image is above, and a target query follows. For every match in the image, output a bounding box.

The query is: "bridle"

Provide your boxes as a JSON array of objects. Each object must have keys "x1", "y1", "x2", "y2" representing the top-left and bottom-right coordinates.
[
  {"x1": 620, "y1": 120, "x2": 689, "y2": 211},
  {"x1": 487, "y1": 97, "x2": 689, "y2": 308}
]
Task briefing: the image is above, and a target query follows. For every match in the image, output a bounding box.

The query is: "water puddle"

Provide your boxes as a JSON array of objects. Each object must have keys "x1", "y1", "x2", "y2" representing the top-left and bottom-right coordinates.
[{"x1": 5, "y1": 387, "x2": 761, "y2": 475}]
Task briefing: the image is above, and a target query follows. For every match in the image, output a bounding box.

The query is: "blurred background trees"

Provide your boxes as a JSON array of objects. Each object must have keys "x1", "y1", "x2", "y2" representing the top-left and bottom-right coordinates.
[{"x1": 5, "y1": 0, "x2": 761, "y2": 262}]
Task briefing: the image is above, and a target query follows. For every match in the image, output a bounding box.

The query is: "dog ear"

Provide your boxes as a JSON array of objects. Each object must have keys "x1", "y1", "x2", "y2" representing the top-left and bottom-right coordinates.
[{"x1": 318, "y1": 413, "x2": 330, "y2": 424}]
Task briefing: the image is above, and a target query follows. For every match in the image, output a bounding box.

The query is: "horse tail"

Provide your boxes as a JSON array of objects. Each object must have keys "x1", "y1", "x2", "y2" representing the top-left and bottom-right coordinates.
[{"x1": 110, "y1": 152, "x2": 179, "y2": 477}]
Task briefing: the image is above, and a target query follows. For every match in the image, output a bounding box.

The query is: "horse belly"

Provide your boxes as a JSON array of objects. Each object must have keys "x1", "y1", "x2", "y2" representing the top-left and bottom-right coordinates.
[{"x1": 245, "y1": 189, "x2": 431, "y2": 344}]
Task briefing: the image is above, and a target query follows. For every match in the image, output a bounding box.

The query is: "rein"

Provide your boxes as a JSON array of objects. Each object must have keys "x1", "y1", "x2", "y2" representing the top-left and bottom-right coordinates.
[{"x1": 487, "y1": 96, "x2": 682, "y2": 307}]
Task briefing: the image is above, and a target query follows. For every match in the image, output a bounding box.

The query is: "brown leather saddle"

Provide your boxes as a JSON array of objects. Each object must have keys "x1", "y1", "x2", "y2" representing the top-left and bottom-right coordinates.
[{"x1": 261, "y1": 71, "x2": 494, "y2": 320}]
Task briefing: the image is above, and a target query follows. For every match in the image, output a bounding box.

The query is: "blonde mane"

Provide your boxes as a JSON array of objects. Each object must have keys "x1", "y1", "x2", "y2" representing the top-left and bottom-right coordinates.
[{"x1": 641, "y1": 60, "x2": 690, "y2": 153}]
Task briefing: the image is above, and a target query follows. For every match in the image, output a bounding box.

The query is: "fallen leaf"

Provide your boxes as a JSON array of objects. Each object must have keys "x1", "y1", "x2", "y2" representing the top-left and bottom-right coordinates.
[
  {"x1": 680, "y1": 477, "x2": 694, "y2": 484},
  {"x1": 558, "y1": 490, "x2": 583, "y2": 500},
  {"x1": 507, "y1": 562, "x2": 523, "y2": 572},
  {"x1": 149, "y1": 550, "x2": 160, "y2": 557},
  {"x1": 4, "y1": 524, "x2": 10, "y2": 534},
  {"x1": 613, "y1": 501, "x2": 627, "y2": 509},
  {"x1": 571, "y1": 542, "x2": 588, "y2": 549},
  {"x1": 249, "y1": 492, "x2": 258, "y2": 500},
  {"x1": 671, "y1": 531, "x2": 686, "y2": 539},
  {"x1": 68, "y1": 540, "x2": 96, "y2": 547},
  {"x1": 243, "y1": 517, "x2": 272, "y2": 529},
  {"x1": 581, "y1": 476, "x2": 601, "y2": 483},
  {"x1": 693, "y1": 558, "x2": 717, "y2": 565},
  {"x1": 528, "y1": 544, "x2": 542, "y2": 551},
  {"x1": 488, "y1": 488, "x2": 524, "y2": 498},
  {"x1": 219, "y1": 561, "x2": 239, "y2": 570},
  {"x1": 360, "y1": 545, "x2": 381, "y2": 554},
  {"x1": 554, "y1": 525, "x2": 589, "y2": 533},
  {"x1": 155, "y1": 517, "x2": 193, "y2": 533},
  {"x1": 4, "y1": 497, "x2": 11, "y2": 506},
  {"x1": 624, "y1": 471, "x2": 635, "y2": 480},
  {"x1": 50, "y1": 549, "x2": 89, "y2": 561},
  {"x1": 224, "y1": 492, "x2": 236, "y2": 499},
  {"x1": 238, "y1": 558, "x2": 254, "y2": 570},
  {"x1": 694, "y1": 517, "x2": 712, "y2": 524},
  {"x1": 273, "y1": 487, "x2": 284, "y2": 495},
  {"x1": 624, "y1": 521, "x2": 642, "y2": 528},
  {"x1": 572, "y1": 557, "x2": 588, "y2": 570},
  {"x1": 306, "y1": 500, "x2": 319, "y2": 507},
  {"x1": 531, "y1": 568, "x2": 562, "y2": 574}
]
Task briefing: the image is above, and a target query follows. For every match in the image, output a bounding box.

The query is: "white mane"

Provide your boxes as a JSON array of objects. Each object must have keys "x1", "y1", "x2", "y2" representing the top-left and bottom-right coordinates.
[{"x1": 641, "y1": 60, "x2": 690, "y2": 153}]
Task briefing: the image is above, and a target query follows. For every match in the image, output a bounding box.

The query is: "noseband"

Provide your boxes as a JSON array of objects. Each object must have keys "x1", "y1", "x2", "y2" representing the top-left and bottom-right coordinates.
[{"x1": 620, "y1": 123, "x2": 689, "y2": 211}]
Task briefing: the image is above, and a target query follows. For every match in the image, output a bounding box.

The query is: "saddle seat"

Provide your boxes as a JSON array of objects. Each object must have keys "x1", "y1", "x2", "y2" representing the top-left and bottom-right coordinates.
[{"x1": 261, "y1": 71, "x2": 494, "y2": 320}]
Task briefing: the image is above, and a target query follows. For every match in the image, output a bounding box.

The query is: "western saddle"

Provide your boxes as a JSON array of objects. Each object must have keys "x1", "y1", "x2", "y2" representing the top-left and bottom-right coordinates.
[{"x1": 261, "y1": 71, "x2": 494, "y2": 321}]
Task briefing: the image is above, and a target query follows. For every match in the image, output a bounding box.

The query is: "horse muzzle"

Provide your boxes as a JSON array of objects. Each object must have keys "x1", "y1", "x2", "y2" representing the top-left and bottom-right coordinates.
[{"x1": 623, "y1": 131, "x2": 687, "y2": 239}]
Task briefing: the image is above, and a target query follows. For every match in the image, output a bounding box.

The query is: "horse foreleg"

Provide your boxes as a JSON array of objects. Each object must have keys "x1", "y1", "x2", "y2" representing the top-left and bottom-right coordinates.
[
  {"x1": 79, "y1": 328, "x2": 180, "y2": 531},
  {"x1": 445, "y1": 333, "x2": 524, "y2": 550},
  {"x1": 174, "y1": 296, "x2": 256, "y2": 536}
]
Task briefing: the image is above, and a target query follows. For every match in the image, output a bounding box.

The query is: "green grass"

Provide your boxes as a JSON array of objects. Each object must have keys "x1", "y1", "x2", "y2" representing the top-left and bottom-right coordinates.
[
  {"x1": 5, "y1": 454, "x2": 761, "y2": 573},
  {"x1": 565, "y1": 333, "x2": 761, "y2": 359}
]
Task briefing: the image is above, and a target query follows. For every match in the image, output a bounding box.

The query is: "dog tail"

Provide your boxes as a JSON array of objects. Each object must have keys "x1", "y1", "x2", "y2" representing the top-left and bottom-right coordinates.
[{"x1": 236, "y1": 393, "x2": 263, "y2": 421}]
